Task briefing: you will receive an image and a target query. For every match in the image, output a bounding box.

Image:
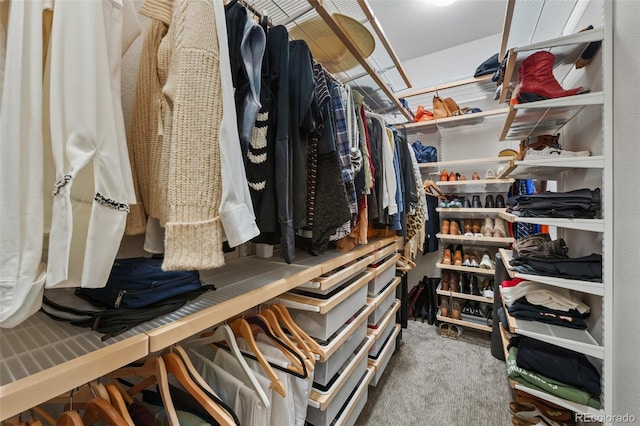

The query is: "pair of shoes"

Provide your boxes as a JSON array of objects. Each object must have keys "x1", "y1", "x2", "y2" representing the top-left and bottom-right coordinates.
[
  {"x1": 523, "y1": 146, "x2": 591, "y2": 159},
  {"x1": 472, "y1": 172, "x2": 481, "y2": 180},
  {"x1": 438, "y1": 323, "x2": 464, "y2": 339},
  {"x1": 441, "y1": 220, "x2": 461, "y2": 235},
  {"x1": 481, "y1": 217, "x2": 508, "y2": 238},
  {"x1": 479, "y1": 251, "x2": 495, "y2": 269},
  {"x1": 462, "y1": 250, "x2": 480, "y2": 268},
  {"x1": 463, "y1": 219, "x2": 483, "y2": 237},
  {"x1": 485, "y1": 194, "x2": 495, "y2": 208},
  {"x1": 439, "y1": 169, "x2": 449, "y2": 181},
  {"x1": 471, "y1": 195, "x2": 482, "y2": 208},
  {"x1": 509, "y1": 400, "x2": 572, "y2": 426},
  {"x1": 480, "y1": 278, "x2": 494, "y2": 297}
]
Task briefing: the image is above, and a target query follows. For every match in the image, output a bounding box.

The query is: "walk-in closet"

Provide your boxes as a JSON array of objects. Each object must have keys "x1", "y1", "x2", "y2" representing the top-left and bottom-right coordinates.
[{"x1": 1, "y1": 0, "x2": 638, "y2": 425}]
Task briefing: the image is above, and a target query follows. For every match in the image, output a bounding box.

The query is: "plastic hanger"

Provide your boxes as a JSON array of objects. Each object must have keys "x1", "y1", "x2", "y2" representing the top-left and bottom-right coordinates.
[
  {"x1": 105, "y1": 384, "x2": 135, "y2": 426},
  {"x1": 271, "y1": 303, "x2": 323, "y2": 357},
  {"x1": 262, "y1": 308, "x2": 315, "y2": 372},
  {"x1": 245, "y1": 314, "x2": 307, "y2": 377},
  {"x1": 161, "y1": 352, "x2": 237, "y2": 426},
  {"x1": 180, "y1": 324, "x2": 271, "y2": 408},
  {"x1": 110, "y1": 356, "x2": 180, "y2": 426},
  {"x1": 230, "y1": 317, "x2": 286, "y2": 397},
  {"x1": 81, "y1": 398, "x2": 127, "y2": 426}
]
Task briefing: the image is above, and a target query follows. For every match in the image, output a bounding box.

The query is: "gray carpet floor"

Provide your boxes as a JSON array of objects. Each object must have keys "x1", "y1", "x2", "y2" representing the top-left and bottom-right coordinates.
[{"x1": 355, "y1": 320, "x2": 513, "y2": 426}]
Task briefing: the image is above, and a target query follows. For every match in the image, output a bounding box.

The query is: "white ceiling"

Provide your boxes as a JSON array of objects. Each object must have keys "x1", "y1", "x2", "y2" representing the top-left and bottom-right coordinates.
[{"x1": 368, "y1": 0, "x2": 508, "y2": 61}]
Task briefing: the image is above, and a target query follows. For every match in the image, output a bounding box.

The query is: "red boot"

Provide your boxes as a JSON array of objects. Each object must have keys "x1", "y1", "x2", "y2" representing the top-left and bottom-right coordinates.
[{"x1": 516, "y1": 51, "x2": 584, "y2": 102}]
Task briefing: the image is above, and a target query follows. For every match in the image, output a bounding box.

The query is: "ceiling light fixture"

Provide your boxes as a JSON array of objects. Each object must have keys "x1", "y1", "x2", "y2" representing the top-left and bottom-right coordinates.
[{"x1": 427, "y1": 0, "x2": 458, "y2": 6}]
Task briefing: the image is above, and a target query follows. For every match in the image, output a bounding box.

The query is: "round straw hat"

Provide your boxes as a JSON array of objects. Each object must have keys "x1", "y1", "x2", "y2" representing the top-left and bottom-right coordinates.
[{"x1": 289, "y1": 13, "x2": 375, "y2": 74}]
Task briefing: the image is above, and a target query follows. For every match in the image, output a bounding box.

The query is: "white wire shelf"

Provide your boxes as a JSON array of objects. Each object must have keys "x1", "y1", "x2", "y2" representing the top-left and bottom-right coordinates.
[{"x1": 498, "y1": 249, "x2": 604, "y2": 297}]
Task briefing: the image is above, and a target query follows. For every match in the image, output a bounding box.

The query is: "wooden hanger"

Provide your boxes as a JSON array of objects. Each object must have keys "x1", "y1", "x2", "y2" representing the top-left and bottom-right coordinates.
[
  {"x1": 32, "y1": 407, "x2": 57, "y2": 426},
  {"x1": 265, "y1": 305, "x2": 315, "y2": 364},
  {"x1": 262, "y1": 308, "x2": 315, "y2": 372},
  {"x1": 181, "y1": 325, "x2": 271, "y2": 409},
  {"x1": 423, "y1": 179, "x2": 445, "y2": 199},
  {"x1": 54, "y1": 411, "x2": 83, "y2": 426},
  {"x1": 271, "y1": 303, "x2": 323, "y2": 357},
  {"x1": 105, "y1": 385, "x2": 135, "y2": 426},
  {"x1": 82, "y1": 398, "x2": 127, "y2": 426},
  {"x1": 161, "y1": 352, "x2": 237, "y2": 426},
  {"x1": 245, "y1": 314, "x2": 306, "y2": 377},
  {"x1": 230, "y1": 317, "x2": 287, "y2": 397},
  {"x1": 110, "y1": 356, "x2": 180, "y2": 426}
]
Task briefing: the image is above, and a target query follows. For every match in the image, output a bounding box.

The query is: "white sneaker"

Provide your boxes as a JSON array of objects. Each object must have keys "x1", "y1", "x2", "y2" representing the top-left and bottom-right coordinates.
[{"x1": 524, "y1": 146, "x2": 590, "y2": 159}]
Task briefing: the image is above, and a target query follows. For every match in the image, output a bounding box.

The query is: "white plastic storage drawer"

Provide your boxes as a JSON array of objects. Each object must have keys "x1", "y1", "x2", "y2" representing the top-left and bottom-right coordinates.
[
  {"x1": 366, "y1": 253, "x2": 399, "y2": 297},
  {"x1": 368, "y1": 299, "x2": 400, "y2": 357},
  {"x1": 307, "y1": 336, "x2": 374, "y2": 426},
  {"x1": 304, "y1": 255, "x2": 375, "y2": 294},
  {"x1": 368, "y1": 324, "x2": 401, "y2": 387},
  {"x1": 280, "y1": 272, "x2": 371, "y2": 341},
  {"x1": 314, "y1": 320, "x2": 367, "y2": 388},
  {"x1": 333, "y1": 368, "x2": 375, "y2": 426},
  {"x1": 367, "y1": 277, "x2": 401, "y2": 326}
]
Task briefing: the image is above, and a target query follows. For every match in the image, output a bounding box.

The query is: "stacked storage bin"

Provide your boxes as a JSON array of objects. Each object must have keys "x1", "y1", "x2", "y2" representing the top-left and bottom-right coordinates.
[{"x1": 279, "y1": 239, "x2": 399, "y2": 426}]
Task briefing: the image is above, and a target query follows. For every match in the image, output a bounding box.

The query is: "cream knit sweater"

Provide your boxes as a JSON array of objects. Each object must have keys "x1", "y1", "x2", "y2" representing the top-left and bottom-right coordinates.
[{"x1": 129, "y1": 0, "x2": 225, "y2": 270}]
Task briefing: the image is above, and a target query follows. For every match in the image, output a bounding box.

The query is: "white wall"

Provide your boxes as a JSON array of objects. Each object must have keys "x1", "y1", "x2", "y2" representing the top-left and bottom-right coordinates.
[
  {"x1": 612, "y1": 0, "x2": 640, "y2": 419},
  {"x1": 400, "y1": 33, "x2": 503, "y2": 90}
]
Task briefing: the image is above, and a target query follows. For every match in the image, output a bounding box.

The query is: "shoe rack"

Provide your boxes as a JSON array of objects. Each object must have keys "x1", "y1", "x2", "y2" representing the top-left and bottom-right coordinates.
[
  {"x1": 496, "y1": 0, "x2": 611, "y2": 419},
  {"x1": 432, "y1": 160, "x2": 515, "y2": 333}
]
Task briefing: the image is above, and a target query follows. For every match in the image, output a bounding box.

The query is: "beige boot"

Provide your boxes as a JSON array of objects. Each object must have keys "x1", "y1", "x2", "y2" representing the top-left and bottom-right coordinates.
[
  {"x1": 493, "y1": 217, "x2": 507, "y2": 238},
  {"x1": 481, "y1": 217, "x2": 494, "y2": 237}
]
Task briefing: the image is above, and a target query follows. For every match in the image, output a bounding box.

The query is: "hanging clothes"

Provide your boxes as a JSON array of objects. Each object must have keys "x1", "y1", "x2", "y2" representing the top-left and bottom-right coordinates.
[
  {"x1": 46, "y1": 0, "x2": 138, "y2": 287},
  {"x1": 289, "y1": 39, "x2": 317, "y2": 231},
  {"x1": 213, "y1": 0, "x2": 260, "y2": 249},
  {"x1": 0, "y1": 0, "x2": 49, "y2": 327},
  {"x1": 309, "y1": 65, "x2": 351, "y2": 256}
]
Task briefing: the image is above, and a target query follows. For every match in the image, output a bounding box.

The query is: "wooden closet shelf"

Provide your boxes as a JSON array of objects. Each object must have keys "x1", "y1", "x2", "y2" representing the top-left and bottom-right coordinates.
[{"x1": 0, "y1": 237, "x2": 397, "y2": 422}]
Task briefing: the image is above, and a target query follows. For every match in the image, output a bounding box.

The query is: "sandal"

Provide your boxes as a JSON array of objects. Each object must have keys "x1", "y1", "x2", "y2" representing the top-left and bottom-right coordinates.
[
  {"x1": 440, "y1": 298, "x2": 450, "y2": 317},
  {"x1": 439, "y1": 323, "x2": 450, "y2": 337},
  {"x1": 509, "y1": 400, "x2": 572, "y2": 426},
  {"x1": 448, "y1": 324, "x2": 463, "y2": 339}
]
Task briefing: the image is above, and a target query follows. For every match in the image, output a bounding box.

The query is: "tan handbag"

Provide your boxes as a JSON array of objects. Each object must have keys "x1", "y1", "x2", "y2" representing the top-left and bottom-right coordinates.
[
  {"x1": 433, "y1": 96, "x2": 461, "y2": 118},
  {"x1": 433, "y1": 96, "x2": 451, "y2": 119}
]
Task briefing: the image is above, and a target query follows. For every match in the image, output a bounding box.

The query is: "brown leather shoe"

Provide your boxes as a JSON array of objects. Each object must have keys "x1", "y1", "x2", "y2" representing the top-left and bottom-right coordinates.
[
  {"x1": 472, "y1": 171, "x2": 481, "y2": 180},
  {"x1": 441, "y1": 270, "x2": 450, "y2": 291},
  {"x1": 449, "y1": 272, "x2": 459, "y2": 292},
  {"x1": 441, "y1": 248, "x2": 452, "y2": 264},
  {"x1": 453, "y1": 249, "x2": 463, "y2": 266},
  {"x1": 448, "y1": 171, "x2": 457, "y2": 181},
  {"x1": 450, "y1": 220, "x2": 461, "y2": 235},
  {"x1": 452, "y1": 299, "x2": 462, "y2": 320},
  {"x1": 440, "y1": 169, "x2": 448, "y2": 181},
  {"x1": 441, "y1": 220, "x2": 450, "y2": 235}
]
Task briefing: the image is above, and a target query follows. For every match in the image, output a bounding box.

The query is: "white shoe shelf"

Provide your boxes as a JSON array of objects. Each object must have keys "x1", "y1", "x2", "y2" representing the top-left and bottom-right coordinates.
[{"x1": 499, "y1": 211, "x2": 604, "y2": 233}]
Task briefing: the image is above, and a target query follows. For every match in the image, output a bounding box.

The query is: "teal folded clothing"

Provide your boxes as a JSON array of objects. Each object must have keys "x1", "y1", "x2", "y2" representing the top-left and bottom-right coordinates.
[{"x1": 507, "y1": 347, "x2": 601, "y2": 409}]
